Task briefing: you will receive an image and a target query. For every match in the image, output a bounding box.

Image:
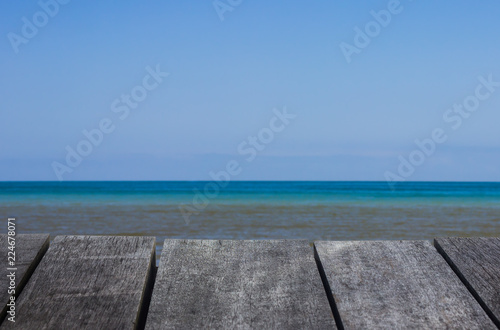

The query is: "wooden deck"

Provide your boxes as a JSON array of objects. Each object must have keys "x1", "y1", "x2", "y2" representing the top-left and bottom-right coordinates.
[{"x1": 0, "y1": 235, "x2": 498, "y2": 329}]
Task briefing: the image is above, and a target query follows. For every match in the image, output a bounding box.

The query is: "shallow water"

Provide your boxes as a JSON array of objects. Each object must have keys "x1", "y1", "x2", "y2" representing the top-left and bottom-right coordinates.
[{"x1": 1, "y1": 181, "x2": 499, "y2": 261}]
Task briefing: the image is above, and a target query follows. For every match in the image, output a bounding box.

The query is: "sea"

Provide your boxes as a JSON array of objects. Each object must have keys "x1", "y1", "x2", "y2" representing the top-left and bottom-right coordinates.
[{"x1": 1, "y1": 181, "x2": 499, "y2": 261}]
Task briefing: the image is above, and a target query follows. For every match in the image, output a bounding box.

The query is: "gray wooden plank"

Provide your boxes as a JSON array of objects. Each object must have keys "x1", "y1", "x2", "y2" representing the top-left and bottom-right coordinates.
[
  {"x1": 315, "y1": 240, "x2": 496, "y2": 329},
  {"x1": 146, "y1": 239, "x2": 335, "y2": 329},
  {"x1": 1, "y1": 235, "x2": 156, "y2": 329},
  {"x1": 435, "y1": 237, "x2": 500, "y2": 327},
  {"x1": 0, "y1": 234, "x2": 49, "y2": 320}
]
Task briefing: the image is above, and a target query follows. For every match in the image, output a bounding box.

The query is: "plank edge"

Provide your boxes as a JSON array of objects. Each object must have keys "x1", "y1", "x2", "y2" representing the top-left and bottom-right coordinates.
[
  {"x1": 434, "y1": 238, "x2": 500, "y2": 327},
  {"x1": 136, "y1": 239, "x2": 157, "y2": 330},
  {"x1": 313, "y1": 242, "x2": 344, "y2": 330},
  {"x1": 0, "y1": 234, "x2": 50, "y2": 323}
]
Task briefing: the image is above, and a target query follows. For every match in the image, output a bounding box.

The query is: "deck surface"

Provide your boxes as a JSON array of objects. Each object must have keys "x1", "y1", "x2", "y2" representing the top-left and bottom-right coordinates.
[
  {"x1": 1, "y1": 236, "x2": 155, "y2": 329},
  {"x1": 314, "y1": 240, "x2": 496, "y2": 329},
  {"x1": 435, "y1": 237, "x2": 500, "y2": 327},
  {"x1": 0, "y1": 236, "x2": 498, "y2": 329},
  {"x1": 0, "y1": 234, "x2": 49, "y2": 320},
  {"x1": 146, "y1": 239, "x2": 335, "y2": 329}
]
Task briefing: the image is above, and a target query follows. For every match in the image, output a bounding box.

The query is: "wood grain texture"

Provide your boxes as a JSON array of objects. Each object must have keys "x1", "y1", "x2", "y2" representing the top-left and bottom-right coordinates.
[
  {"x1": 146, "y1": 239, "x2": 335, "y2": 329},
  {"x1": 2, "y1": 235, "x2": 155, "y2": 330},
  {"x1": 0, "y1": 234, "x2": 49, "y2": 319},
  {"x1": 315, "y1": 240, "x2": 495, "y2": 329},
  {"x1": 435, "y1": 237, "x2": 500, "y2": 327}
]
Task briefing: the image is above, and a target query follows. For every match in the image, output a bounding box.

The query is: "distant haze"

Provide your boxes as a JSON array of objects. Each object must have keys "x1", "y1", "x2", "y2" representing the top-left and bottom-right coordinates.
[{"x1": 1, "y1": 1, "x2": 499, "y2": 181}]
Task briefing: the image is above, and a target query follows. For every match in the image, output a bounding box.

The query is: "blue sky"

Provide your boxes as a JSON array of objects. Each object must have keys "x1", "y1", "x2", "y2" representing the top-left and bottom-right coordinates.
[{"x1": 1, "y1": 1, "x2": 499, "y2": 181}]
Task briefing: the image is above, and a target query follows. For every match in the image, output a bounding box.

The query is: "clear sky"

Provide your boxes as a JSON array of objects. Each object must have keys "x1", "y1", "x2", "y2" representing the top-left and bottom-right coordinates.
[{"x1": 1, "y1": 1, "x2": 499, "y2": 181}]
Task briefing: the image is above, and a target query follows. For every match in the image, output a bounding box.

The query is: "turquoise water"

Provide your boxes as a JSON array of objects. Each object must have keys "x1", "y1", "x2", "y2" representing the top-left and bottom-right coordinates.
[{"x1": 1, "y1": 181, "x2": 499, "y2": 260}]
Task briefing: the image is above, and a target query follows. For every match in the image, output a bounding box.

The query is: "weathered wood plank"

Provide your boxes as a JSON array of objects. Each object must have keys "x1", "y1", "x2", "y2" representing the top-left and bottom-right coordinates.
[
  {"x1": 146, "y1": 239, "x2": 335, "y2": 329},
  {"x1": 0, "y1": 234, "x2": 49, "y2": 320},
  {"x1": 2, "y1": 235, "x2": 155, "y2": 329},
  {"x1": 435, "y1": 237, "x2": 500, "y2": 327},
  {"x1": 315, "y1": 240, "x2": 495, "y2": 329}
]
